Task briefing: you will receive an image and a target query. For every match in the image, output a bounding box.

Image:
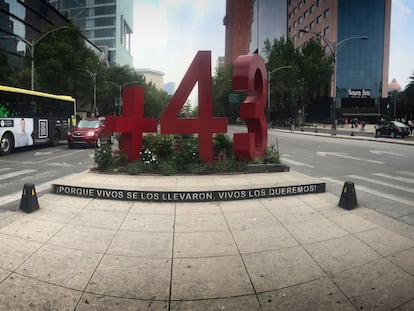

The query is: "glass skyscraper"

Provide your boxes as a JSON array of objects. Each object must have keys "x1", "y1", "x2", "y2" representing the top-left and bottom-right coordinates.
[
  {"x1": 289, "y1": 0, "x2": 391, "y2": 119},
  {"x1": 48, "y1": 0, "x2": 133, "y2": 66}
]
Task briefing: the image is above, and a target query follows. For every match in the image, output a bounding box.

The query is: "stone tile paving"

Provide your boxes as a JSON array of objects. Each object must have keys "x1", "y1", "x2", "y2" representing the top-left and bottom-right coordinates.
[{"x1": 0, "y1": 180, "x2": 414, "y2": 310}]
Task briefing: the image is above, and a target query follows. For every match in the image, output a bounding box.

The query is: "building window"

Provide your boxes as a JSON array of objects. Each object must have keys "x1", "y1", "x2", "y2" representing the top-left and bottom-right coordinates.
[
  {"x1": 289, "y1": 12, "x2": 292, "y2": 19},
  {"x1": 317, "y1": 14, "x2": 322, "y2": 23},
  {"x1": 293, "y1": 21, "x2": 297, "y2": 28},
  {"x1": 310, "y1": 4, "x2": 315, "y2": 13},
  {"x1": 324, "y1": 26, "x2": 330, "y2": 36},
  {"x1": 298, "y1": 1, "x2": 302, "y2": 9},
  {"x1": 317, "y1": 0, "x2": 322, "y2": 7},
  {"x1": 304, "y1": 26, "x2": 309, "y2": 32},
  {"x1": 310, "y1": 20, "x2": 315, "y2": 29},
  {"x1": 298, "y1": 16, "x2": 302, "y2": 24},
  {"x1": 288, "y1": 0, "x2": 292, "y2": 6},
  {"x1": 294, "y1": 6, "x2": 297, "y2": 14},
  {"x1": 304, "y1": 10, "x2": 308, "y2": 18},
  {"x1": 324, "y1": 8, "x2": 330, "y2": 18}
]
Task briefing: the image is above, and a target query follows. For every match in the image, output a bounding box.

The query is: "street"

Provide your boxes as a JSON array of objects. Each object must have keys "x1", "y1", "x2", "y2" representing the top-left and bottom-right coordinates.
[
  {"x1": 227, "y1": 125, "x2": 414, "y2": 226},
  {"x1": 0, "y1": 144, "x2": 95, "y2": 210},
  {"x1": 1, "y1": 129, "x2": 414, "y2": 227},
  {"x1": 269, "y1": 129, "x2": 414, "y2": 226}
]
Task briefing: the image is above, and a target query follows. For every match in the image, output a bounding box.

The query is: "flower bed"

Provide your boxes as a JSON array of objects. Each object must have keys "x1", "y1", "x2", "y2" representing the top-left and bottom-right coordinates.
[{"x1": 94, "y1": 133, "x2": 285, "y2": 175}]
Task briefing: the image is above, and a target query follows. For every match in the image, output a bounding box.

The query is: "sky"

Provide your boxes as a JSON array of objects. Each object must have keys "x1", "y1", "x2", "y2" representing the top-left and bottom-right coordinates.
[{"x1": 132, "y1": 0, "x2": 414, "y2": 91}]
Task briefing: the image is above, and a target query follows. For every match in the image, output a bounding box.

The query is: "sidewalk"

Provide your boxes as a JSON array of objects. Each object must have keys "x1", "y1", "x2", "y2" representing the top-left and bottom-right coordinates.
[
  {"x1": 0, "y1": 171, "x2": 414, "y2": 310},
  {"x1": 272, "y1": 123, "x2": 414, "y2": 145}
]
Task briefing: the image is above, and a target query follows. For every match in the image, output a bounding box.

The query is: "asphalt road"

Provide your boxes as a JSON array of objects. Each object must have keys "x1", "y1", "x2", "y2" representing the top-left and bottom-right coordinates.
[
  {"x1": 273, "y1": 130, "x2": 413, "y2": 225},
  {"x1": 227, "y1": 125, "x2": 414, "y2": 226},
  {"x1": 2, "y1": 129, "x2": 413, "y2": 227},
  {"x1": 0, "y1": 144, "x2": 95, "y2": 210}
]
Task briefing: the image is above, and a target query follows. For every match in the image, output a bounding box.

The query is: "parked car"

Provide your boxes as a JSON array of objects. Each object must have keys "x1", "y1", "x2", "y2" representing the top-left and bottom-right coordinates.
[
  {"x1": 375, "y1": 121, "x2": 410, "y2": 138},
  {"x1": 67, "y1": 117, "x2": 112, "y2": 148}
]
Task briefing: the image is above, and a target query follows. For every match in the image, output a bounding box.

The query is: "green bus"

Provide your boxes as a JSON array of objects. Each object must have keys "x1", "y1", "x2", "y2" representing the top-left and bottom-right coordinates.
[{"x1": 0, "y1": 85, "x2": 76, "y2": 155}]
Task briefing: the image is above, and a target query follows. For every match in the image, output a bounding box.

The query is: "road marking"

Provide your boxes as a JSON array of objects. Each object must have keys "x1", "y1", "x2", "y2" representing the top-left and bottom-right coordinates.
[
  {"x1": 370, "y1": 150, "x2": 403, "y2": 156},
  {"x1": 347, "y1": 174, "x2": 414, "y2": 194},
  {"x1": 281, "y1": 155, "x2": 314, "y2": 168},
  {"x1": 373, "y1": 173, "x2": 414, "y2": 184},
  {"x1": 0, "y1": 169, "x2": 36, "y2": 181},
  {"x1": 0, "y1": 168, "x2": 11, "y2": 173},
  {"x1": 34, "y1": 151, "x2": 54, "y2": 156},
  {"x1": 322, "y1": 177, "x2": 414, "y2": 206},
  {"x1": 317, "y1": 151, "x2": 384, "y2": 164},
  {"x1": 36, "y1": 149, "x2": 88, "y2": 163},
  {"x1": 397, "y1": 171, "x2": 414, "y2": 178},
  {"x1": 0, "y1": 180, "x2": 55, "y2": 206}
]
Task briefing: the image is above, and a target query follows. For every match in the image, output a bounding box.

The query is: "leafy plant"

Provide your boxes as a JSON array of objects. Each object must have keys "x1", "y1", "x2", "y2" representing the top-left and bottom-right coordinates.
[
  {"x1": 94, "y1": 143, "x2": 113, "y2": 171},
  {"x1": 94, "y1": 133, "x2": 280, "y2": 175}
]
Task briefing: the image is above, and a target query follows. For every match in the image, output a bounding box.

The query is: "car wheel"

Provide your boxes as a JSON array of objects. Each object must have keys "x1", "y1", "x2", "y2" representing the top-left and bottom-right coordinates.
[
  {"x1": 390, "y1": 132, "x2": 396, "y2": 138},
  {"x1": 0, "y1": 133, "x2": 13, "y2": 155},
  {"x1": 375, "y1": 130, "x2": 381, "y2": 138},
  {"x1": 68, "y1": 143, "x2": 74, "y2": 149},
  {"x1": 96, "y1": 136, "x2": 102, "y2": 148}
]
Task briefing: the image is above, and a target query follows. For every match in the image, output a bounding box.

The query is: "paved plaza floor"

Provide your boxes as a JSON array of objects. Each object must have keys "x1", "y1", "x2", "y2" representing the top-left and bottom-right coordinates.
[{"x1": 0, "y1": 171, "x2": 413, "y2": 310}]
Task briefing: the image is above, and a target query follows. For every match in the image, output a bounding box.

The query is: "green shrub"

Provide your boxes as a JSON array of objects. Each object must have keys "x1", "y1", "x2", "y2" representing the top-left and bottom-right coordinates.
[
  {"x1": 95, "y1": 133, "x2": 280, "y2": 175},
  {"x1": 94, "y1": 143, "x2": 113, "y2": 171}
]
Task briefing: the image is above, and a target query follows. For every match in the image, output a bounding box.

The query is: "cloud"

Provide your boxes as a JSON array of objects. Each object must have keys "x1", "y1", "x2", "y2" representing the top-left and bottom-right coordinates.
[{"x1": 132, "y1": 0, "x2": 225, "y2": 87}]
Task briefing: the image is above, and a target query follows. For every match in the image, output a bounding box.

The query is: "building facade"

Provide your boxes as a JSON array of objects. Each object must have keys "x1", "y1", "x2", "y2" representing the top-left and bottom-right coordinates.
[
  {"x1": 223, "y1": 0, "x2": 253, "y2": 65},
  {"x1": 0, "y1": 0, "x2": 77, "y2": 69},
  {"x1": 289, "y1": 0, "x2": 391, "y2": 119},
  {"x1": 249, "y1": 0, "x2": 287, "y2": 56},
  {"x1": 47, "y1": 0, "x2": 133, "y2": 67},
  {"x1": 224, "y1": 0, "x2": 287, "y2": 64},
  {"x1": 136, "y1": 68, "x2": 164, "y2": 90}
]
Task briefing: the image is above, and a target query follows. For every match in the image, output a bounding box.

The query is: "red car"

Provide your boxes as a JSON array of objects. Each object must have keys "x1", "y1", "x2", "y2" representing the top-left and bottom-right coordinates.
[{"x1": 67, "y1": 117, "x2": 112, "y2": 148}]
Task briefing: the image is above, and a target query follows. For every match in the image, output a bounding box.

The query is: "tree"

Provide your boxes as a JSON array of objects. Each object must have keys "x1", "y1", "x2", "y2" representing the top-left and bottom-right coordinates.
[
  {"x1": 0, "y1": 49, "x2": 14, "y2": 85},
  {"x1": 297, "y1": 38, "x2": 333, "y2": 120},
  {"x1": 212, "y1": 64, "x2": 237, "y2": 121},
  {"x1": 263, "y1": 36, "x2": 332, "y2": 123},
  {"x1": 263, "y1": 37, "x2": 299, "y2": 122},
  {"x1": 401, "y1": 73, "x2": 414, "y2": 120}
]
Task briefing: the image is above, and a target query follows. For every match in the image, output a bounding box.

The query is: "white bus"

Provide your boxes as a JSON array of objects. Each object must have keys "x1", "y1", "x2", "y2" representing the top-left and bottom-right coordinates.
[{"x1": 0, "y1": 85, "x2": 76, "y2": 155}]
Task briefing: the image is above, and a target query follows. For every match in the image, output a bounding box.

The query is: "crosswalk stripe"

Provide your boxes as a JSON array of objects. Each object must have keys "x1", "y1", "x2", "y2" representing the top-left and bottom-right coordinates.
[
  {"x1": 0, "y1": 179, "x2": 55, "y2": 206},
  {"x1": 322, "y1": 177, "x2": 414, "y2": 206},
  {"x1": 397, "y1": 171, "x2": 414, "y2": 178},
  {"x1": 281, "y1": 156, "x2": 315, "y2": 168},
  {"x1": 0, "y1": 169, "x2": 36, "y2": 181},
  {"x1": 347, "y1": 174, "x2": 414, "y2": 194},
  {"x1": 373, "y1": 173, "x2": 414, "y2": 184}
]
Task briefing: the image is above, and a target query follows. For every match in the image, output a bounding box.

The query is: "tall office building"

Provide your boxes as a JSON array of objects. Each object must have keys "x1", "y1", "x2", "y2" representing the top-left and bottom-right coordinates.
[
  {"x1": 289, "y1": 0, "x2": 391, "y2": 116},
  {"x1": 224, "y1": 0, "x2": 287, "y2": 64},
  {"x1": 48, "y1": 0, "x2": 133, "y2": 67},
  {"x1": 0, "y1": 0, "x2": 79, "y2": 69},
  {"x1": 249, "y1": 0, "x2": 287, "y2": 56}
]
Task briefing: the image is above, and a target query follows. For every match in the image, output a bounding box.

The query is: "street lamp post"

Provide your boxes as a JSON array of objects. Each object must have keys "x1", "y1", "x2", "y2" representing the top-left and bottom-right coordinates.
[
  {"x1": 82, "y1": 69, "x2": 99, "y2": 117},
  {"x1": 299, "y1": 29, "x2": 368, "y2": 135},
  {"x1": 105, "y1": 81, "x2": 141, "y2": 115},
  {"x1": 2, "y1": 26, "x2": 68, "y2": 90},
  {"x1": 267, "y1": 66, "x2": 293, "y2": 125}
]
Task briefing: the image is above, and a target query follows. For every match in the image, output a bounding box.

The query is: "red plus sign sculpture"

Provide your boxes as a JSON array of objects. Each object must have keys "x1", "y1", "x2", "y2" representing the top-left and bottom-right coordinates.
[{"x1": 105, "y1": 86, "x2": 157, "y2": 161}]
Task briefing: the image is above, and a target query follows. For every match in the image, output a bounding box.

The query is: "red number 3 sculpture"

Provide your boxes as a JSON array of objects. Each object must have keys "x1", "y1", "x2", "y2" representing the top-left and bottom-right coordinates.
[{"x1": 232, "y1": 54, "x2": 268, "y2": 159}]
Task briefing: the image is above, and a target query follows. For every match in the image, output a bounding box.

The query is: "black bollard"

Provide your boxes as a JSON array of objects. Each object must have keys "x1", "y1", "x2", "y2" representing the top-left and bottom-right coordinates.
[
  {"x1": 338, "y1": 181, "x2": 358, "y2": 210},
  {"x1": 19, "y1": 183, "x2": 39, "y2": 213}
]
